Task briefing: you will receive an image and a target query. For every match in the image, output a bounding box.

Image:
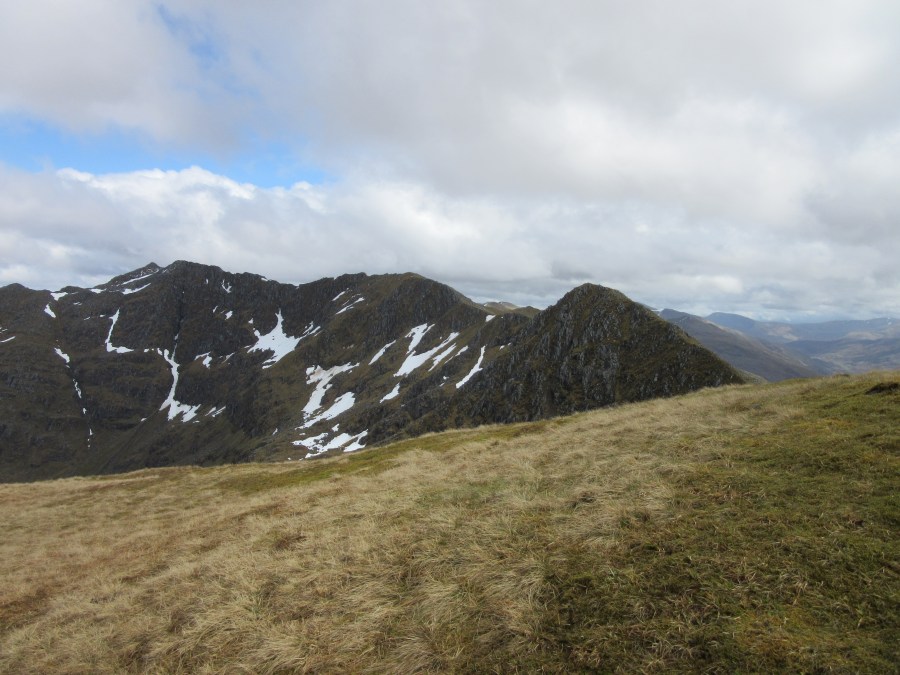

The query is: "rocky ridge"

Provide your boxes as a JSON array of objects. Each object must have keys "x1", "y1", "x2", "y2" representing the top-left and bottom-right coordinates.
[{"x1": 0, "y1": 261, "x2": 744, "y2": 481}]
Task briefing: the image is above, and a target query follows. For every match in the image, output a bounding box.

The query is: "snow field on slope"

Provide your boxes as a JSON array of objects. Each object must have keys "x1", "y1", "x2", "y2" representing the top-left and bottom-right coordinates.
[
  {"x1": 369, "y1": 340, "x2": 396, "y2": 365},
  {"x1": 381, "y1": 383, "x2": 400, "y2": 402},
  {"x1": 294, "y1": 429, "x2": 368, "y2": 458},
  {"x1": 248, "y1": 312, "x2": 319, "y2": 369},
  {"x1": 120, "y1": 283, "x2": 151, "y2": 295},
  {"x1": 118, "y1": 269, "x2": 159, "y2": 287},
  {"x1": 301, "y1": 392, "x2": 356, "y2": 429},
  {"x1": 158, "y1": 348, "x2": 201, "y2": 422},
  {"x1": 195, "y1": 353, "x2": 213, "y2": 368},
  {"x1": 302, "y1": 363, "x2": 357, "y2": 416},
  {"x1": 105, "y1": 311, "x2": 133, "y2": 354},
  {"x1": 395, "y1": 324, "x2": 460, "y2": 377},
  {"x1": 248, "y1": 311, "x2": 296, "y2": 367},
  {"x1": 335, "y1": 296, "x2": 365, "y2": 315},
  {"x1": 406, "y1": 324, "x2": 431, "y2": 352},
  {"x1": 456, "y1": 345, "x2": 486, "y2": 388}
]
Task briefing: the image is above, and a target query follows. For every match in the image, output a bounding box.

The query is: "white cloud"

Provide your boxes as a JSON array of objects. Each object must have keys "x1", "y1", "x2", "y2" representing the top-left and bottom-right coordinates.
[
  {"x1": 0, "y1": 2, "x2": 217, "y2": 143},
  {"x1": 0, "y1": 163, "x2": 897, "y2": 320},
  {"x1": 0, "y1": 1, "x2": 898, "y2": 318}
]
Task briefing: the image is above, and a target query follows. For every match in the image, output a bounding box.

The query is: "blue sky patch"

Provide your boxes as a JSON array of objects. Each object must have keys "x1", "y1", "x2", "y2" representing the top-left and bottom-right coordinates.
[{"x1": 0, "y1": 114, "x2": 331, "y2": 187}]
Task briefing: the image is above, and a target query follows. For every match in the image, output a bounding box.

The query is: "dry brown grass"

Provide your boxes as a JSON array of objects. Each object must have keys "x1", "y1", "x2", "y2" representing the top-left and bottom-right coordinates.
[{"x1": 1, "y1": 374, "x2": 897, "y2": 672}]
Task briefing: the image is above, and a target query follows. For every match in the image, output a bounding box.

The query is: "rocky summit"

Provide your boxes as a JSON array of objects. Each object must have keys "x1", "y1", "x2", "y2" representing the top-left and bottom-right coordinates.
[{"x1": 0, "y1": 261, "x2": 745, "y2": 481}]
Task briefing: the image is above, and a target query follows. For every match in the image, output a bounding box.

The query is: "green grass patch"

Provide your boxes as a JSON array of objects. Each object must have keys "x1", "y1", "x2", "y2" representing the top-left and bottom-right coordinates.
[{"x1": 536, "y1": 377, "x2": 899, "y2": 672}]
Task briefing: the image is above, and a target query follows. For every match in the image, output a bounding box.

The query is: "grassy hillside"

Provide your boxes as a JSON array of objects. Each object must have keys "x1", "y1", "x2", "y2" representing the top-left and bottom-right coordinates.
[{"x1": 1, "y1": 373, "x2": 897, "y2": 673}]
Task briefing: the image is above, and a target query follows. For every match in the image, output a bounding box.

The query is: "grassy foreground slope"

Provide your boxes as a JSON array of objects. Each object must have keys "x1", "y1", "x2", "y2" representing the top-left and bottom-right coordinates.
[{"x1": 1, "y1": 374, "x2": 897, "y2": 673}]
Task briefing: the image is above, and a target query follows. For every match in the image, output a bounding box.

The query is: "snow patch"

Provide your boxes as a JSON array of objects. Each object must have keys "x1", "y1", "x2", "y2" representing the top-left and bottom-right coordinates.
[
  {"x1": 222, "y1": 280, "x2": 232, "y2": 293},
  {"x1": 456, "y1": 346, "x2": 486, "y2": 388},
  {"x1": 121, "y1": 283, "x2": 151, "y2": 295},
  {"x1": 293, "y1": 431, "x2": 328, "y2": 452},
  {"x1": 332, "y1": 290, "x2": 348, "y2": 302},
  {"x1": 44, "y1": 304, "x2": 56, "y2": 318},
  {"x1": 54, "y1": 347, "x2": 70, "y2": 364},
  {"x1": 207, "y1": 405, "x2": 226, "y2": 417},
  {"x1": 381, "y1": 383, "x2": 400, "y2": 402},
  {"x1": 105, "y1": 311, "x2": 133, "y2": 354},
  {"x1": 428, "y1": 343, "x2": 458, "y2": 371},
  {"x1": 248, "y1": 311, "x2": 314, "y2": 369},
  {"x1": 485, "y1": 314, "x2": 496, "y2": 322},
  {"x1": 406, "y1": 324, "x2": 432, "y2": 353},
  {"x1": 120, "y1": 270, "x2": 158, "y2": 286},
  {"x1": 335, "y1": 296, "x2": 365, "y2": 315},
  {"x1": 396, "y1": 332, "x2": 459, "y2": 377},
  {"x1": 0, "y1": 335, "x2": 15, "y2": 344},
  {"x1": 369, "y1": 340, "x2": 396, "y2": 365},
  {"x1": 51, "y1": 291, "x2": 68, "y2": 301},
  {"x1": 301, "y1": 392, "x2": 356, "y2": 429},
  {"x1": 196, "y1": 352, "x2": 212, "y2": 368},
  {"x1": 302, "y1": 363, "x2": 356, "y2": 416},
  {"x1": 294, "y1": 429, "x2": 368, "y2": 457},
  {"x1": 344, "y1": 431, "x2": 368, "y2": 453},
  {"x1": 158, "y1": 348, "x2": 201, "y2": 422},
  {"x1": 225, "y1": 310, "x2": 233, "y2": 320}
]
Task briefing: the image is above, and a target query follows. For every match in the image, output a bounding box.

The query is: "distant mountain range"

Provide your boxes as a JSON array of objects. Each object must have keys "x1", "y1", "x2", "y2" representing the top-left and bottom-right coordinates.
[
  {"x1": 659, "y1": 309, "x2": 900, "y2": 381},
  {"x1": 0, "y1": 262, "x2": 743, "y2": 482}
]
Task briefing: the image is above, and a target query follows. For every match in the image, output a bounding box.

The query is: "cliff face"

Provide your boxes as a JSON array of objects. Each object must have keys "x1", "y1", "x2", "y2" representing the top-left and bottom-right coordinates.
[
  {"x1": 0, "y1": 262, "x2": 744, "y2": 481},
  {"x1": 410, "y1": 284, "x2": 745, "y2": 434}
]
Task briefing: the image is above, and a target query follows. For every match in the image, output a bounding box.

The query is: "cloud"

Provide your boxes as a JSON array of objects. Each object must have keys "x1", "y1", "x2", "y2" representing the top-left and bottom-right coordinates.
[
  {"x1": 0, "y1": 2, "x2": 899, "y2": 318},
  {"x1": 1, "y1": 163, "x2": 897, "y2": 320}
]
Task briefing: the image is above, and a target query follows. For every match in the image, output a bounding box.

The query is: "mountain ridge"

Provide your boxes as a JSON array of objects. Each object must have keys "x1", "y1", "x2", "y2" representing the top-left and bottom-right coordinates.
[
  {"x1": 1, "y1": 261, "x2": 745, "y2": 481},
  {"x1": 659, "y1": 309, "x2": 820, "y2": 382},
  {"x1": 662, "y1": 309, "x2": 900, "y2": 377}
]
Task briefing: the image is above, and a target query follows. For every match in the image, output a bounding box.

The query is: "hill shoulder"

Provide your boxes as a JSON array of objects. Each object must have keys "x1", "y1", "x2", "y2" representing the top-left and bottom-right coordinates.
[{"x1": 1, "y1": 372, "x2": 896, "y2": 672}]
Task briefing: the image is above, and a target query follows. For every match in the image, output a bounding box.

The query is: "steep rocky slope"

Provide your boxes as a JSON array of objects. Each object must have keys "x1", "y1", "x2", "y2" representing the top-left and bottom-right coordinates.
[{"x1": 0, "y1": 262, "x2": 744, "y2": 481}]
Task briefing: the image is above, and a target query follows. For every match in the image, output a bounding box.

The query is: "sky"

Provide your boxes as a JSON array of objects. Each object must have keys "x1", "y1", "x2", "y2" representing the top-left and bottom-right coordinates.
[{"x1": 1, "y1": 1, "x2": 898, "y2": 321}]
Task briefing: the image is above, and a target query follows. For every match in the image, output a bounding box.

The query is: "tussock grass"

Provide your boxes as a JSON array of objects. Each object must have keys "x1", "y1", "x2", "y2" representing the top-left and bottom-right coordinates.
[{"x1": 1, "y1": 373, "x2": 897, "y2": 672}]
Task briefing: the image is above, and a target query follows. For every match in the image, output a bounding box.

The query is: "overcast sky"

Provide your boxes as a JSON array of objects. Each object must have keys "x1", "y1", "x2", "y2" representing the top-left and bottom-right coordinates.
[{"x1": 1, "y1": 1, "x2": 898, "y2": 320}]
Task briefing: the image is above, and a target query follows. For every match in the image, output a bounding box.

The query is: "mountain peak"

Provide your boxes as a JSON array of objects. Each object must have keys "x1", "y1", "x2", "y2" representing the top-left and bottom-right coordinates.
[{"x1": 0, "y1": 262, "x2": 746, "y2": 481}]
